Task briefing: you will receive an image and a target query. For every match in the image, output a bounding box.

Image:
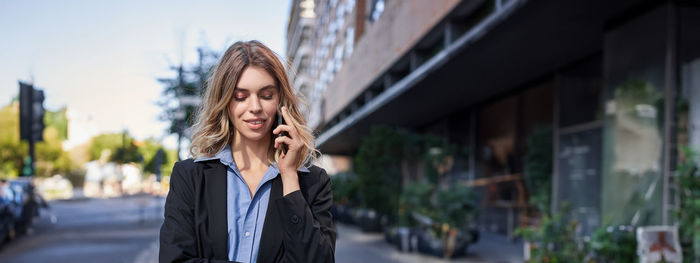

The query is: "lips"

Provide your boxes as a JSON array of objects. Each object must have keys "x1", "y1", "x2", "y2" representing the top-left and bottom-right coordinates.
[{"x1": 244, "y1": 118, "x2": 266, "y2": 130}]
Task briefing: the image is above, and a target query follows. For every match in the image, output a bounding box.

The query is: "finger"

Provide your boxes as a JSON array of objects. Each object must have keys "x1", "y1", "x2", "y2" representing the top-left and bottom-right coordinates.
[
  {"x1": 276, "y1": 135, "x2": 302, "y2": 152},
  {"x1": 274, "y1": 135, "x2": 297, "y2": 150},
  {"x1": 281, "y1": 106, "x2": 295, "y2": 131},
  {"x1": 272, "y1": 124, "x2": 296, "y2": 137}
]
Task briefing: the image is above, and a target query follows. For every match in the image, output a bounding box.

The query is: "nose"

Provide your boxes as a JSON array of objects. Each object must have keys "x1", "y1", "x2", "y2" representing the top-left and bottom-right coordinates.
[{"x1": 249, "y1": 95, "x2": 263, "y2": 113}]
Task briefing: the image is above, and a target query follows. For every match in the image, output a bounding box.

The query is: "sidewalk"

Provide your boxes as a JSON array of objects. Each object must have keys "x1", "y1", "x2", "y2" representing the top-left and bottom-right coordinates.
[
  {"x1": 137, "y1": 222, "x2": 524, "y2": 262},
  {"x1": 335, "y1": 223, "x2": 523, "y2": 263}
]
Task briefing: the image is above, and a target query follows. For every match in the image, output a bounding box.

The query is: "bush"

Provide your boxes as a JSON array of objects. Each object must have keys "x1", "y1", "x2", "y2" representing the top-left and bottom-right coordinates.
[
  {"x1": 398, "y1": 181, "x2": 432, "y2": 227},
  {"x1": 675, "y1": 146, "x2": 700, "y2": 263},
  {"x1": 516, "y1": 203, "x2": 587, "y2": 262},
  {"x1": 331, "y1": 172, "x2": 359, "y2": 206},
  {"x1": 589, "y1": 225, "x2": 637, "y2": 263},
  {"x1": 524, "y1": 125, "x2": 553, "y2": 213},
  {"x1": 354, "y1": 126, "x2": 404, "y2": 218}
]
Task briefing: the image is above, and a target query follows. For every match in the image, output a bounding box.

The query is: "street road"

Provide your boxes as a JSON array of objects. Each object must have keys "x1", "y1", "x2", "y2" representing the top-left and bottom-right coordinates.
[{"x1": 0, "y1": 194, "x2": 164, "y2": 263}]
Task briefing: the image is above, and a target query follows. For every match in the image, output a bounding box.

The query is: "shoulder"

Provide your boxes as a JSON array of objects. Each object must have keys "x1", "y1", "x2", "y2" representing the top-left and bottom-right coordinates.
[
  {"x1": 300, "y1": 165, "x2": 330, "y2": 186},
  {"x1": 171, "y1": 158, "x2": 197, "y2": 177},
  {"x1": 306, "y1": 165, "x2": 326, "y2": 176},
  {"x1": 170, "y1": 158, "x2": 207, "y2": 184},
  {"x1": 173, "y1": 158, "x2": 196, "y2": 170}
]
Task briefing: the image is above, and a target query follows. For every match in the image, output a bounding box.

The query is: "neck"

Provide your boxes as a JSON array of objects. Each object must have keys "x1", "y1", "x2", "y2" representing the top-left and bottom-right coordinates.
[{"x1": 230, "y1": 131, "x2": 271, "y2": 171}]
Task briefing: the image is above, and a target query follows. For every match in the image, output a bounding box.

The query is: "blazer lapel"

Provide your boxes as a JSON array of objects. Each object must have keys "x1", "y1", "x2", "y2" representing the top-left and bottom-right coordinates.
[
  {"x1": 202, "y1": 162, "x2": 229, "y2": 259},
  {"x1": 258, "y1": 176, "x2": 284, "y2": 263}
]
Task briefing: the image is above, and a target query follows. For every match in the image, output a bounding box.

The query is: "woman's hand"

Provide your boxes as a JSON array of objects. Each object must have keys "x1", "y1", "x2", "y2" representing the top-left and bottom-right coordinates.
[{"x1": 273, "y1": 106, "x2": 303, "y2": 195}]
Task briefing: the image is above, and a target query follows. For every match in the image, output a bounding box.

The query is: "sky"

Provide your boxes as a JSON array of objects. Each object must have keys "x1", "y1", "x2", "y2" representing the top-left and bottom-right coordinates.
[{"x1": 0, "y1": 0, "x2": 291, "y2": 150}]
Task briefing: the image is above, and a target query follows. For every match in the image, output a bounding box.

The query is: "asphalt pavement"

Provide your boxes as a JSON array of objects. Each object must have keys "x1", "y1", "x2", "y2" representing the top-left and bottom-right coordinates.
[
  {"x1": 0, "y1": 194, "x2": 164, "y2": 263},
  {"x1": 0, "y1": 193, "x2": 523, "y2": 263}
]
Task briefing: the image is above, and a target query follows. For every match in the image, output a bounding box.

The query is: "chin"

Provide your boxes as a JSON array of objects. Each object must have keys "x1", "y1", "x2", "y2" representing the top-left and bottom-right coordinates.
[{"x1": 240, "y1": 129, "x2": 271, "y2": 142}]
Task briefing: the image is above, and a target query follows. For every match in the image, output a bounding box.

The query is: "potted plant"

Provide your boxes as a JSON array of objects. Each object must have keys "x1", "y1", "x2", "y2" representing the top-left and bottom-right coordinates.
[
  {"x1": 388, "y1": 181, "x2": 432, "y2": 252},
  {"x1": 354, "y1": 126, "x2": 404, "y2": 232},
  {"x1": 515, "y1": 203, "x2": 587, "y2": 262},
  {"x1": 413, "y1": 183, "x2": 477, "y2": 259},
  {"x1": 674, "y1": 146, "x2": 700, "y2": 262},
  {"x1": 331, "y1": 172, "x2": 359, "y2": 225},
  {"x1": 589, "y1": 224, "x2": 637, "y2": 262}
]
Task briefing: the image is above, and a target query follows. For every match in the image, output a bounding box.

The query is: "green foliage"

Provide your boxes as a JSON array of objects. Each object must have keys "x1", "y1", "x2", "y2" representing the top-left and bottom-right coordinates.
[
  {"x1": 159, "y1": 81, "x2": 199, "y2": 134},
  {"x1": 0, "y1": 102, "x2": 75, "y2": 178},
  {"x1": 614, "y1": 79, "x2": 661, "y2": 107},
  {"x1": 589, "y1": 225, "x2": 637, "y2": 263},
  {"x1": 330, "y1": 172, "x2": 359, "y2": 206},
  {"x1": 515, "y1": 203, "x2": 588, "y2": 262},
  {"x1": 675, "y1": 146, "x2": 700, "y2": 263},
  {"x1": 353, "y1": 124, "x2": 477, "y2": 246},
  {"x1": 406, "y1": 181, "x2": 476, "y2": 259},
  {"x1": 524, "y1": 125, "x2": 553, "y2": 213},
  {"x1": 140, "y1": 138, "x2": 169, "y2": 175},
  {"x1": 35, "y1": 124, "x2": 74, "y2": 177},
  {"x1": 398, "y1": 181, "x2": 433, "y2": 226},
  {"x1": 0, "y1": 102, "x2": 27, "y2": 179},
  {"x1": 44, "y1": 107, "x2": 68, "y2": 140},
  {"x1": 88, "y1": 131, "x2": 141, "y2": 164},
  {"x1": 354, "y1": 125, "x2": 404, "y2": 216},
  {"x1": 88, "y1": 133, "x2": 124, "y2": 161},
  {"x1": 433, "y1": 184, "x2": 476, "y2": 231},
  {"x1": 112, "y1": 144, "x2": 141, "y2": 164},
  {"x1": 421, "y1": 134, "x2": 457, "y2": 184},
  {"x1": 160, "y1": 148, "x2": 179, "y2": 179},
  {"x1": 158, "y1": 47, "x2": 219, "y2": 137},
  {"x1": 398, "y1": 181, "x2": 476, "y2": 234}
]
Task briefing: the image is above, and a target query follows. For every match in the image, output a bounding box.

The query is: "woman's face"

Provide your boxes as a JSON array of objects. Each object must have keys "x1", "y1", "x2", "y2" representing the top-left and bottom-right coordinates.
[{"x1": 229, "y1": 66, "x2": 280, "y2": 143}]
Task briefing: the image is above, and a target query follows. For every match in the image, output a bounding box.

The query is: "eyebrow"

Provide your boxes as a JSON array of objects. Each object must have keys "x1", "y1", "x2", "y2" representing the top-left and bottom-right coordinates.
[{"x1": 234, "y1": 85, "x2": 277, "y2": 92}]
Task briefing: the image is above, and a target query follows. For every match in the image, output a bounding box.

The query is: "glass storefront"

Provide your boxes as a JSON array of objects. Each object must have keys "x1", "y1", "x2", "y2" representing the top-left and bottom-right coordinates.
[
  {"x1": 601, "y1": 4, "x2": 670, "y2": 226},
  {"x1": 555, "y1": 56, "x2": 603, "y2": 236}
]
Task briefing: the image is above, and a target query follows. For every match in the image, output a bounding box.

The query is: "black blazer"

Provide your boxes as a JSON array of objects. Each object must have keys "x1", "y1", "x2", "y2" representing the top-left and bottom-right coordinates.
[{"x1": 159, "y1": 159, "x2": 336, "y2": 263}]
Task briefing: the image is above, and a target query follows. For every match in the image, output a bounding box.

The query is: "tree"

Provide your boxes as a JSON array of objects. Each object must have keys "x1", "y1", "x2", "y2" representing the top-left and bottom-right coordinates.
[
  {"x1": 0, "y1": 101, "x2": 27, "y2": 179},
  {"x1": 0, "y1": 100, "x2": 75, "y2": 179},
  {"x1": 157, "y1": 46, "x2": 220, "y2": 159},
  {"x1": 87, "y1": 131, "x2": 141, "y2": 164},
  {"x1": 139, "y1": 138, "x2": 169, "y2": 175},
  {"x1": 354, "y1": 126, "x2": 405, "y2": 217},
  {"x1": 35, "y1": 111, "x2": 74, "y2": 177}
]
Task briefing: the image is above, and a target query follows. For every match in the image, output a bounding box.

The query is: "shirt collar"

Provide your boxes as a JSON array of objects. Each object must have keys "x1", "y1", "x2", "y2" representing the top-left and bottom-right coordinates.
[{"x1": 194, "y1": 145, "x2": 311, "y2": 173}]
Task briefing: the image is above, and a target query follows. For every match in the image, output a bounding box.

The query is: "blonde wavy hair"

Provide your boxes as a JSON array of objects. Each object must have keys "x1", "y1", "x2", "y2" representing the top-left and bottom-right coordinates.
[{"x1": 189, "y1": 40, "x2": 318, "y2": 168}]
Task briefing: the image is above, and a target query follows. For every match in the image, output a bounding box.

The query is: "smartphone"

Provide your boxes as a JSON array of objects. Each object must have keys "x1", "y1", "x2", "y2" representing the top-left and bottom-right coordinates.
[{"x1": 276, "y1": 107, "x2": 289, "y2": 154}]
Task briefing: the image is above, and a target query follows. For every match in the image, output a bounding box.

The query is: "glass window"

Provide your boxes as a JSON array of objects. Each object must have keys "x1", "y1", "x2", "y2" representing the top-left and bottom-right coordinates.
[
  {"x1": 680, "y1": 5, "x2": 700, "y2": 148},
  {"x1": 336, "y1": 1, "x2": 345, "y2": 21},
  {"x1": 346, "y1": 0, "x2": 355, "y2": 14},
  {"x1": 370, "y1": 0, "x2": 385, "y2": 22},
  {"x1": 345, "y1": 27, "x2": 354, "y2": 58},
  {"x1": 601, "y1": 6, "x2": 669, "y2": 226},
  {"x1": 334, "y1": 44, "x2": 344, "y2": 72}
]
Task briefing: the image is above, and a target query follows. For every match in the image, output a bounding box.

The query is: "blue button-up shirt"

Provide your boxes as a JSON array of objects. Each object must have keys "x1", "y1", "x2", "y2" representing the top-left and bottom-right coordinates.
[{"x1": 194, "y1": 145, "x2": 309, "y2": 263}]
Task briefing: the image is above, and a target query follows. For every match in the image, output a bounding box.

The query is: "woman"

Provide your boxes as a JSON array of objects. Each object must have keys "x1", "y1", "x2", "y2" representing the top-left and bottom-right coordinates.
[{"x1": 159, "y1": 40, "x2": 336, "y2": 263}]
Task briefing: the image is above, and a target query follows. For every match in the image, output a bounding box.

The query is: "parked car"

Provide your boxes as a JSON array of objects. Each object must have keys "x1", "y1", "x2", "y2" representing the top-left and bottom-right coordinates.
[
  {"x1": 0, "y1": 182, "x2": 18, "y2": 246},
  {"x1": 7, "y1": 179, "x2": 44, "y2": 235}
]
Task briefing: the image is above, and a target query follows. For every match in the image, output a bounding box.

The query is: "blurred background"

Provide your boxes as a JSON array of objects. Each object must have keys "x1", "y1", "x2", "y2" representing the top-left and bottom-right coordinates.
[{"x1": 1, "y1": 0, "x2": 699, "y2": 262}]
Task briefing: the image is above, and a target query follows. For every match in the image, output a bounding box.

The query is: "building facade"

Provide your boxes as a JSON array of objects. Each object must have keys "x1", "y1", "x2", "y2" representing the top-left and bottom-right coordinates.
[
  {"x1": 286, "y1": 0, "x2": 368, "y2": 129},
  {"x1": 288, "y1": 0, "x2": 700, "y2": 236}
]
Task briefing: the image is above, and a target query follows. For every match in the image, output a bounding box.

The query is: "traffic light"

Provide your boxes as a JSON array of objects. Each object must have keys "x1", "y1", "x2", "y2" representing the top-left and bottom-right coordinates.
[
  {"x1": 32, "y1": 88, "x2": 45, "y2": 141},
  {"x1": 19, "y1": 81, "x2": 44, "y2": 142},
  {"x1": 19, "y1": 81, "x2": 45, "y2": 177}
]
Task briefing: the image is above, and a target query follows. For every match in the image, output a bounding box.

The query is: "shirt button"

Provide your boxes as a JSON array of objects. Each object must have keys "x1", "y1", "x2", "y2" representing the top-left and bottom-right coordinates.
[
  {"x1": 245, "y1": 231, "x2": 250, "y2": 237},
  {"x1": 291, "y1": 215, "x2": 299, "y2": 224}
]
